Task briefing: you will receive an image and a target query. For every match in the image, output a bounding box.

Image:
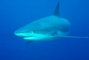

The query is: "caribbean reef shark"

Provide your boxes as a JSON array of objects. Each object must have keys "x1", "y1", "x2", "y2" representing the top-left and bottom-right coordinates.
[{"x1": 14, "y1": 2, "x2": 88, "y2": 42}]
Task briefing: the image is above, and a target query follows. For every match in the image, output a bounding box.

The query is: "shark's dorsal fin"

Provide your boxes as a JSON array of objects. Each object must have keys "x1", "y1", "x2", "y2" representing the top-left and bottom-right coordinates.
[{"x1": 53, "y1": 2, "x2": 59, "y2": 17}]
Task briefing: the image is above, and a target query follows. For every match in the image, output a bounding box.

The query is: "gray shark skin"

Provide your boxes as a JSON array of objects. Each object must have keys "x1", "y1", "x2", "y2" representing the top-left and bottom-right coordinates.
[{"x1": 14, "y1": 2, "x2": 88, "y2": 42}]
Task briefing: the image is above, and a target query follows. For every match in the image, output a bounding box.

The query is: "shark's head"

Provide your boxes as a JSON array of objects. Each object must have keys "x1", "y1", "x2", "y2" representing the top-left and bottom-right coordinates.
[{"x1": 14, "y1": 30, "x2": 56, "y2": 41}]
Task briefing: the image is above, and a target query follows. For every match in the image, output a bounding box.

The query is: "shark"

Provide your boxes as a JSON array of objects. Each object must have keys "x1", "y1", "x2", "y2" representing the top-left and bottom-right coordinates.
[{"x1": 14, "y1": 2, "x2": 88, "y2": 43}]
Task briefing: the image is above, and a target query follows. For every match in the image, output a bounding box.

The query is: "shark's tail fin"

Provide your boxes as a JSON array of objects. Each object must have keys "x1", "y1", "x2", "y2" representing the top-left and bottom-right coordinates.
[{"x1": 60, "y1": 36, "x2": 89, "y2": 38}]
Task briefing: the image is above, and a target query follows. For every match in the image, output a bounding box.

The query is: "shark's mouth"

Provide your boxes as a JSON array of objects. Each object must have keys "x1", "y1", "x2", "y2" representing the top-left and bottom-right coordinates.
[
  {"x1": 23, "y1": 36, "x2": 49, "y2": 40},
  {"x1": 15, "y1": 31, "x2": 53, "y2": 40}
]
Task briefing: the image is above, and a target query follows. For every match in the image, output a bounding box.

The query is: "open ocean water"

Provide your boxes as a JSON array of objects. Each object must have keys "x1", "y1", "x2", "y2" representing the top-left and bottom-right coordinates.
[{"x1": 0, "y1": 0, "x2": 89, "y2": 60}]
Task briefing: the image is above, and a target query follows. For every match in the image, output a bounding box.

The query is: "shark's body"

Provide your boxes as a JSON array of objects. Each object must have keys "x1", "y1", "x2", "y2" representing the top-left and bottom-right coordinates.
[{"x1": 14, "y1": 2, "x2": 88, "y2": 42}]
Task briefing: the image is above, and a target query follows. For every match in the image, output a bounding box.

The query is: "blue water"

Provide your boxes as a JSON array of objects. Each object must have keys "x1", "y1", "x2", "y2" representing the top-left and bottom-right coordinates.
[{"x1": 0, "y1": 0, "x2": 89, "y2": 60}]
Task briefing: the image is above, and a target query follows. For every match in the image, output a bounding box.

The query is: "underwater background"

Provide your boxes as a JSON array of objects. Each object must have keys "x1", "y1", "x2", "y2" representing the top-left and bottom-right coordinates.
[{"x1": 0, "y1": 0, "x2": 89, "y2": 60}]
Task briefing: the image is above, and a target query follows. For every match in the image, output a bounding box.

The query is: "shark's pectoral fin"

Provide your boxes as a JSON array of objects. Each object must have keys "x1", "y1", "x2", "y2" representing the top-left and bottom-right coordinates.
[
  {"x1": 60, "y1": 36, "x2": 89, "y2": 38},
  {"x1": 26, "y1": 41, "x2": 33, "y2": 44}
]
